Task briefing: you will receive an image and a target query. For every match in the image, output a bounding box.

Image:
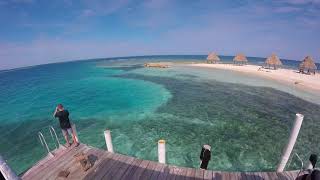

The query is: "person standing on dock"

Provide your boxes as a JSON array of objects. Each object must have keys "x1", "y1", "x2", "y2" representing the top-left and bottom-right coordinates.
[{"x1": 53, "y1": 104, "x2": 79, "y2": 147}]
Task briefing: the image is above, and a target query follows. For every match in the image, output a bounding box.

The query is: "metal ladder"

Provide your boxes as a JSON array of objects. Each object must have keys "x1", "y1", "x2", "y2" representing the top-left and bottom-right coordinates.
[{"x1": 38, "y1": 126, "x2": 65, "y2": 157}]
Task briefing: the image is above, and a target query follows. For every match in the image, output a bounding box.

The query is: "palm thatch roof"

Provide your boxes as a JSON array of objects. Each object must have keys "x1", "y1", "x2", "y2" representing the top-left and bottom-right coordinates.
[
  {"x1": 265, "y1": 54, "x2": 282, "y2": 66},
  {"x1": 299, "y1": 56, "x2": 317, "y2": 70},
  {"x1": 206, "y1": 52, "x2": 220, "y2": 63},
  {"x1": 233, "y1": 53, "x2": 248, "y2": 63}
]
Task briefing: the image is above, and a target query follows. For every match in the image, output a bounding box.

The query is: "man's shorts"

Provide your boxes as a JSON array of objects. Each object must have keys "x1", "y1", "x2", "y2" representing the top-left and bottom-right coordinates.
[{"x1": 62, "y1": 128, "x2": 73, "y2": 136}]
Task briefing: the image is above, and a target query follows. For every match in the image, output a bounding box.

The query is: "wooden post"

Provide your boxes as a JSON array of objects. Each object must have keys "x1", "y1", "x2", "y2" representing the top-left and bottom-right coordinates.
[
  {"x1": 71, "y1": 123, "x2": 79, "y2": 143},
  {"x1": 158, "y1": 140, "x2": 166, "y2": 164},
  {"x1": 277, "y1": 113, "x2": 304, "y2": 172},
  {"x1": 0, "y1": 155, "x2": 20, "y2": 180},
  {"x1": 104, "y1": 130, "x2": 114, "y2": 153}
]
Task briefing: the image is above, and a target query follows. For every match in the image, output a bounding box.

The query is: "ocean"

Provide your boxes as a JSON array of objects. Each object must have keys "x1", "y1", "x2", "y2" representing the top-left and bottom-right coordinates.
[{"x1": 0, "y1": 55, "x2": 319, "y2": 174}]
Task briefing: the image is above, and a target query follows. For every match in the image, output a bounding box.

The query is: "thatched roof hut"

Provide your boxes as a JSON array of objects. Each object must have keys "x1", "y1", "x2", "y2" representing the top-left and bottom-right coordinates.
[
  {"x1": 299, "y1": 56, "x2": 317, "y2": 74},
  {"x1": 206, "y1": 52, "x2": 220, "y2": 64},
  {"x1": 233, "y1": 53, "x2": 248, "y2": 65},
  {"x1": 265, "y1": 54, "x2": 282, "y2": 69}
]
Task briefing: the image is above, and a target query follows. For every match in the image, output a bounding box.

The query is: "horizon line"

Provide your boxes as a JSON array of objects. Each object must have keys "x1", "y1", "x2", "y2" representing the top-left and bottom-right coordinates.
[{"x1": 0, "y1": 54, "x2": 313, "y2": 72}]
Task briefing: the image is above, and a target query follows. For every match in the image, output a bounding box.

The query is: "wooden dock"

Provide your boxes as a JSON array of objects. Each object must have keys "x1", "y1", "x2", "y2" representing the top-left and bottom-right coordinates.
[{"x1": 21, "y1": 144, "x2": 302, "y2": 180}]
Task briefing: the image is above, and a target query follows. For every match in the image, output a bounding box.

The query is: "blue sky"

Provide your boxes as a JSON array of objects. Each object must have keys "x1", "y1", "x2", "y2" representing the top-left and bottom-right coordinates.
[{"x1": 0, "y1": 0, "x2": 319, "y2": 69}]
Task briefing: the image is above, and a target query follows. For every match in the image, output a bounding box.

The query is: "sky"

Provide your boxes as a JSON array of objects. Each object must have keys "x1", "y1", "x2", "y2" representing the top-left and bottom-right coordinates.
[{"x1": 0, "y1": 0, "x2": 319, "y2": 70}]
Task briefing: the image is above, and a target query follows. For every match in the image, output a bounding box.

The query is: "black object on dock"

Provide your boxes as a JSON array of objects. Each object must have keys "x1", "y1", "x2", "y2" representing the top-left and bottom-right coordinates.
[{"x1": 200, "y1": 144, "x2": 211, "y2": 170}]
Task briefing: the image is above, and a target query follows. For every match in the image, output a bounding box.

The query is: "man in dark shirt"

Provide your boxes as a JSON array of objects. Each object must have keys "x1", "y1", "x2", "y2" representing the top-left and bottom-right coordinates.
[{"x1": 53, "y1": 104, "x2": 79, "y2": 147}]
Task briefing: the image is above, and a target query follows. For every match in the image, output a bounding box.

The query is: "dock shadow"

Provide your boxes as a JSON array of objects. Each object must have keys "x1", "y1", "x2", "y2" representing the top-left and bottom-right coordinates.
[
  {"x1": 240, "y1": 173, "x2": 265, "y2": 180},
  {"x1": 83, "y1": 157, "x2": 215, "y2": 180}
]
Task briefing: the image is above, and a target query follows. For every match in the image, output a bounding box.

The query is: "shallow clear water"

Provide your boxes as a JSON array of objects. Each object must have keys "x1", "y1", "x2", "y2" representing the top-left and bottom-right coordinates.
[{"x1": 0, "y1": 55, "x2": 320, "y2": 174}]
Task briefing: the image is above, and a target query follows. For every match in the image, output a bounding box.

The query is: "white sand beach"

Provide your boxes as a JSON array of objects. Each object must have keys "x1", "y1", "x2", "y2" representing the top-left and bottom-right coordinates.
[{"x1": 189, "y1": 63, "x2": 320, "y2": 93}]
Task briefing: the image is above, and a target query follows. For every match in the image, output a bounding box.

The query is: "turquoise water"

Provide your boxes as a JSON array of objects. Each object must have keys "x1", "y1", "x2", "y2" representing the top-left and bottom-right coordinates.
[{"x1": 0, "y1": 56, "x2": 320, "y2": 174}]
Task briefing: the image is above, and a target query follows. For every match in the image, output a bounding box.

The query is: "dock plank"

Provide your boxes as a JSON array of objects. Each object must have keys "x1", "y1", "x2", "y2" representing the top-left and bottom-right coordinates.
[
  {"x1": 264, "y1": 172, "x2": 279, "y2": 180},
  {"x1": 239, "y1": 172, "x2": 248, "y2": 180},
  {"x1": 84, "y1": 152, "x2": 122, "y2": 180},
  {"x1": 166, "y1": 166, "x2": 177, "y2": 179},
  {"x1": 129, "y1": 160, "x2": 150, "y2": 179},
  {"x1": 195, "y1": 169, "x2": 204, "y2": 179},
  {"x1": 264, "y1": 172, "x2": 272, "y2": 180},
  {"x1": 257, "y1": 172, "x2": 268, "y2": 180},
  {"x1": 65, "y1": 147, "x2": 106, "y2": 179},
  {"x1": 230, "y1": 172, "x2": 241, "y2": 180},
  {"x1": 156, "y1": 164, "x2": 170, "y2": 180},
  {"x1": 203, "y1": 170, "x2": 213, "y2": 180},
  {"x1": 139, "y1": 161, "x2": 158, "y2": 180},
  {"x1": 120, "y1": 158, "x2": 143, "y2": 180},
  {"x1": 22, "y1": 144, "x2": 83, "y2": 180},
  {"x1": 96, "y1": 153, "x2": 124, "y2": 179},
  {"x1": 277, "y1": 172, "x2": 292, "y2": 180},
  {"x1": 285, "y1": 171, "x2": 298, "y2": 179},
  {"x1": 101, "y1": 154, "x2": 129, "y2": 178},
  {"x1": 252, "y1": 172, "x2": 265, "y2": 180},
  {"x1": 107, "y1": 156, "x2": 135, "y2": 179},
  {"x1": 222, "y1": 172, "x2": 230, "y2": 180},
  {"x1": 212, "y1": 171, "x2": 223, "y2": 180},
  {"x1": 43, "y1": 145, "x2": 89, "y2": 180},
  {"x1": 21, "y1": 147, "x2": 66, "y2": 178},
  {"x1": 185, "y1": 167, "x2": 196, "y2": 180},
  {"x1": 83, "y1": 152, "x2": 113, "y2": 179},
  {"x1": 23, "y1": 144, "x2": 87, "y2": 180},
  {"x1": 21, "y1": 144, "x2": 305, "y2": 180},
  {"x1": 245, "y1": 172, "x2": 256, "y2": 180},
  {"x1": 82, "y1": 151, "x2": 114, "y2": 180},
  {"x1": 175, "y1": 167, "x2": 189, "y2": 180}
]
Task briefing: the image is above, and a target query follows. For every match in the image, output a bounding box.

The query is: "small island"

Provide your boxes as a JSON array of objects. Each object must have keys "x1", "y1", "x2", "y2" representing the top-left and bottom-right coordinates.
[{"x1": 144, "y1": 62, "x2": 170, "y2": 68}]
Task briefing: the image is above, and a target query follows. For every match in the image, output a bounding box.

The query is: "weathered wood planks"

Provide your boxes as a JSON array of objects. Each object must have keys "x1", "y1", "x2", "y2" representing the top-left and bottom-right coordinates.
[{"x1": 21, "y1": 144, "x2": 301, "y2": 180}]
